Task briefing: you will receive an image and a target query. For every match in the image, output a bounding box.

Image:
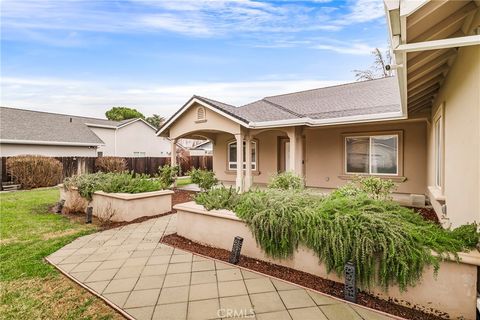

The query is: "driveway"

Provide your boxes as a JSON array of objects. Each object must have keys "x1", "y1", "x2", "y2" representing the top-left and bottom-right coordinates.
[{"x1": 46, "y1": 214, "x2": 395, "y2": 320}]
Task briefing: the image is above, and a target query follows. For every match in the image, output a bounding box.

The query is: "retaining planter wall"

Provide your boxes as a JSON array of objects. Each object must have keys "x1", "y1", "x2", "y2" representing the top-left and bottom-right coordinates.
[
  {"x1": 175, "y1": 201, "x2": 479, "y2": 320},
  {"x1": 60, "y1": 185, "x2": 173, "y2": 222}
]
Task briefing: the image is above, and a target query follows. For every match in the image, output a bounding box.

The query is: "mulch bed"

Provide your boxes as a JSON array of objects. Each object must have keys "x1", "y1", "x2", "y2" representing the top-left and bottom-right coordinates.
[
  {"x1": 161, "y1": 233, "x2": 448, "y2": 320},
  {"x1": 409, "y1": 206, "x2": 440, "y2": 225}
]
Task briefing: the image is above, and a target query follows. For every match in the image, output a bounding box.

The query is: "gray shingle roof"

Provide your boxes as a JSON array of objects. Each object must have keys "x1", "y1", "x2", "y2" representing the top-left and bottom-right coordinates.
[
  {"x1": 0, "y1": 107, "x2": 129, "y2": 145},
  {"x1": 195, "y1": 77, "x2": 401, "y2": 124}
]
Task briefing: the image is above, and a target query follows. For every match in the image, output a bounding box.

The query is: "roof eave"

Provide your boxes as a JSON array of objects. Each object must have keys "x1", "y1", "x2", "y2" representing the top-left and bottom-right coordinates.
[
  {"x1": 0, "y1": 139, "x2": 104, "y2": 147},
  {"x1": 249, "y1": 111, "x2": 406, "y2": 129}
]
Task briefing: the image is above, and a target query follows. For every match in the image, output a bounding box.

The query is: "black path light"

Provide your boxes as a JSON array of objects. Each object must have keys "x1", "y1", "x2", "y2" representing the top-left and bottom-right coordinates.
[
  {"x1": 229, "y1": 236, "x2": 244, "y2": 264},
  {"x1": 86, "y1": 206, "x2": 93, "y2": 224},
  {"x1": 344, "y1": 261, "x2": 357, "y2": 303}
]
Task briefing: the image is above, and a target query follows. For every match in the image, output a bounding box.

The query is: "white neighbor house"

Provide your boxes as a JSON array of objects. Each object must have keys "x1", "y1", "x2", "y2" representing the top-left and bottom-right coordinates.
[{"x1": 0, "y1": 107, "x2": 171, "y2": 157}]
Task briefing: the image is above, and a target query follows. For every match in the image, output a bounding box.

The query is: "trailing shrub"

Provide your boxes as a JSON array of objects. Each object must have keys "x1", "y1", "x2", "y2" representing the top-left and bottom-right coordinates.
[
  {"x1": 6, "y1": 155, "x2": 63, "y2": 189},
  {"x1": 158, "y1": 164, "x2": 179, "y2": 187},
  {"x1": 194, "y1": 186, "x2": 240, "y2": 211},
  {"x1": 196, "y1": 187, "x2": 479, "y2": 291},
  {"x1": 333, "y1": 176, "x2": 397, "y2": 200},
  {"x1": 64, "y1": 172, "x2": 165, "y2": 200},
  {"x1": 95, "y1": 157, "x2": 127, "y2": 173},
  {"x1": 189, "y1": 168, "x2": 218, "y2": 191},
  {"x1": 268, "y1": 171, "x2": 304, "y2": 190}
]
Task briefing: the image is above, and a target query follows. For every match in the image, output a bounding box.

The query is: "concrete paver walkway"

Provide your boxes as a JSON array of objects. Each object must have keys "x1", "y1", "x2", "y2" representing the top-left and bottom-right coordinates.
[{"x1": 47, "y1": 214, "x2": 395, "y2": 320}]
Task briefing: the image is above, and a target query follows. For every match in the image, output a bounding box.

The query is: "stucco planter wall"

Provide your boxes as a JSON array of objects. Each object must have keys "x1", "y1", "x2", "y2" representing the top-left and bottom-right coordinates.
[
  {"x1": 59, "y1": 185, "x2": 173, "y2": 222},
  {"x1": 175, "y1": 201, "x2": 479, "y2": 320}
]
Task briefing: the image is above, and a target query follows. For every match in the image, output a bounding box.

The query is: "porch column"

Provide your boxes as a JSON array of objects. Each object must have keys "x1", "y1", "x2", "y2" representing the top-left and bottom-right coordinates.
[
  {"x1": 170, "y1": 138, "x2": 177, "y2": 166},
  {"x1": 235, "y1": 133, "x2": 244, "y2": 192},
  {"x1": 287, "y1": 127, "x2": 304, "y2": 176},
  {"x1": 244, "y1": 135, "x2": 252, "y2": 191},
  {"x1": 287, "y1": 128, "x2": 297, "y2": 172}
]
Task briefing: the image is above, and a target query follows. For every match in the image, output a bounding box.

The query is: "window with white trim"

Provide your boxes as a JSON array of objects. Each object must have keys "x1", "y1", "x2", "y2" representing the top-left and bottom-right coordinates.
[
  {"x1": 434, "y1": 112, "x2": 443, "y2": 188},
  {"x1": 228, "y1": 141, "x2": 257, "y2": 170},
  {"x1": 345, "y1": 134, "x2": 399, "y2": 175}
]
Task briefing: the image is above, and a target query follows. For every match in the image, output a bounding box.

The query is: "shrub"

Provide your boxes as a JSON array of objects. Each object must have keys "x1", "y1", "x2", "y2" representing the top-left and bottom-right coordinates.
[
  {"x1": 189, "y1": 168, "x2": 218, "y2": 191},
  {"x1": 268, "y1": 171, "x2": 304, "y2": 190},
  {"x1": 158, "y1": 164, "x2": 179, "y2": 187},
  {"x1": 6, "y1": 155, "x2": 63, "y2": 189},
  {"x1": 333, "y1": 176, "x2": 397, "y2": 200},
  {"x1": 64, "y1": 172, "x2": 165, "y2": 200},
  {"x1": 194, "y1": 186, "x2": 240, "y2": 211},
  {"x1": 196, "y1": 187, "x2": 479, "y2": 291},
  {"x1": 95, "y1": 157, "x2": 127, "y2": 173}
]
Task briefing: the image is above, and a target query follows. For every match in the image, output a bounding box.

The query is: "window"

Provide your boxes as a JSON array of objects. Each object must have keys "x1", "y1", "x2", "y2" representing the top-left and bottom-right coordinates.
[
  {"x1": 133, "y1": 152, "x2": 146, "y2": 157},
  {"x1": 97, "y1": 151, "x2": 103, "y2": 157},
  {"x1": 434, "y1": 112, "x2": 443, "y2": 188},
  {"x1": 345, "y1": 134, "x2": 399, "y2": 175},
  {"x1": 196, "y1": 107, "x2": 206, "y2": 121},
  {"x1": 228, "y1": 141, "x2": 257, "y2": 170}
]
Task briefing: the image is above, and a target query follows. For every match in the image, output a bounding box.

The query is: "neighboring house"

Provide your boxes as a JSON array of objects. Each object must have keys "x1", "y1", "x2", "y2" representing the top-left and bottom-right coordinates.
[
  {"x1": 188, "y1": 140, "x2": 213, "y2": 156},
  {"x1": 158, "y1": 0, "x2": 480, "y2": 228},
  {"x1": 0, "y1": 107, "x2": 171, "y2": 157}
]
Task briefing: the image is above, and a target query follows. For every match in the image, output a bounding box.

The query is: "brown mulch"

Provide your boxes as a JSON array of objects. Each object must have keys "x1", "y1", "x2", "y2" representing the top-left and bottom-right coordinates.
[
  {"x1": 161, "y1": 234, "x2": 448, "y2": 320},
  {"x1": 408, "y1": 206, "x2": 440, "y2": 225}
]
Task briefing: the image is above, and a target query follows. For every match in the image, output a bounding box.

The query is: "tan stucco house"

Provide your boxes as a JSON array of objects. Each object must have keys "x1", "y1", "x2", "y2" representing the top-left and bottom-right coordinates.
[{"x1": 158, "y1": 0, "x2": 479, "y2": 228}]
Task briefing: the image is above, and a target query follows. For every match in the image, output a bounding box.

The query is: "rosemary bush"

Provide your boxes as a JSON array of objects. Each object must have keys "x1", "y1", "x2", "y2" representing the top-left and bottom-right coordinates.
[
  {"x1": 195, "y1": 186, "x2": 479, "y2": 291},
  {"x1": 268, "y1": 171, "x2": 304, "y2": 190},
  {"x1": 64, "y1": 172, "x2": 165, "y2": 200},
  {"x1": 189, "y1": 168, "x2": 218, "y2": 191}
]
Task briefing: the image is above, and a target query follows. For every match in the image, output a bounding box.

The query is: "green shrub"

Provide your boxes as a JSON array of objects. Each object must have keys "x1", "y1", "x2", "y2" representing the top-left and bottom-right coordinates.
[
  {"x1": 158, "y1": 164, "x2": 179, "y2": 187},
  {"x1": 195, "y1": 187, "x2": 479, "y2": 291},
  {"x1": 189, "y1": 168, "x2": 218, "y2": 191},
  {"x1": 95, "y1": 156, "x2": 127, "y2": 173},
  {"x1": 7, "y1": 156, "x2": 63, "y2": 189},
  {"x1": 333, "y1": 176, "x2": 397, "y2": 200},
  {"x1": 268, "y1": 171, "x2": 304, "y2": 190},
  {"x1": 64, "y1": 172, "x2": 165, "y2": 200},
  {"x1": 194, "y1": 186, "x2": 240, "y2": 211}
]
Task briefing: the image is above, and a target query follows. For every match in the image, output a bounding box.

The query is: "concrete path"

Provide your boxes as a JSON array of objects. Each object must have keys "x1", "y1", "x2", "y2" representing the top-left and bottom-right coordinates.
[{"x1": 46, "y1": 214, "x2": 395, "y2": 320}]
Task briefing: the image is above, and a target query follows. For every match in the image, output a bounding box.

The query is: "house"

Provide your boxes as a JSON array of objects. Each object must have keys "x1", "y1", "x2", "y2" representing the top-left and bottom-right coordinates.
[
  {"x1": 0, "y1": 107, "x2": 171, "y2": 157},
  {"x1": 188, "y1": 140, "x2": 213, "y2": 156},
  {"x1": 158, "y1": 0, "x2": 480, "y2": 228}
]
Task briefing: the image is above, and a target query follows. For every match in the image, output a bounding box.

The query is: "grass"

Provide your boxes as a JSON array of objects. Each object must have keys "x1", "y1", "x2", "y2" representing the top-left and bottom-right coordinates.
[
  {"x1": 0, "y1": 188, "x2": 122, "y2": 319},
  {"x1": 176, "y1": 177, "x2": 192, "y2": 186}
]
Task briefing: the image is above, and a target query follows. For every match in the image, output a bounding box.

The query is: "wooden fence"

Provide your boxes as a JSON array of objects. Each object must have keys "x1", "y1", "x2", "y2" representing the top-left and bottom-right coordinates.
[{"x1": 1, "y1": 156, "x2": 213, "y2": 183}]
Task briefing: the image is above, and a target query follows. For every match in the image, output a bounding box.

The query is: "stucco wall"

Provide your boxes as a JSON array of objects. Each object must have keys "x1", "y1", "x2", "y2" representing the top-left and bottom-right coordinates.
[
  {"x1": 0, "y1": 143, "x2": 97, "y2": 157},
  {"x1": 427, "y1": 45, "x2": 480, "y2": 227},
  {"x1": 115, "y1": 121, "x2": 171, "y2": 157},
  {"x1": 89, "y1": 127, "x2": 116, "y2": 156},
  {"x1": 213, "y1": 121, "x2": 427, "y2": 194},
  {"x1": 213, "y1": 130, "x2": 283, "y2": 185},
  {"x1": 169, "y1": 102, "x2": 241, "y2": 139},
  {"x1": 305, "y1": 121, "x2": 427, "y2": 194},
  {"x1": 90, "y1": 122, "x2": 170, "y2": 157}
]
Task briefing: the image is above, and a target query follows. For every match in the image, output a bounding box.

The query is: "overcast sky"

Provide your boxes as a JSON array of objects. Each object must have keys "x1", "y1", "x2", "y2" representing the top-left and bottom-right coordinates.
[{"x1": 1, "y1": 0, "x2": 389, "y2": 119}]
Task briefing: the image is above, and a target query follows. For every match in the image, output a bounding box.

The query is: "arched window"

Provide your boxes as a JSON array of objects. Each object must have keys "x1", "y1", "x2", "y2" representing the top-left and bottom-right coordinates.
[
  {"x1": 228, "y1": 140, "x2": 257, "y2": 171},
  {"x1": 196, "y1": 107, "x2": 206, "y2": 121}
]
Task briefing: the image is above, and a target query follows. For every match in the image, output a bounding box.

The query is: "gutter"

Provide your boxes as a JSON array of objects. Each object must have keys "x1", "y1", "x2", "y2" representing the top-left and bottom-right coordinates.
[{"x1": 0, "y1": 139, "x2": 104, "y2": 147}]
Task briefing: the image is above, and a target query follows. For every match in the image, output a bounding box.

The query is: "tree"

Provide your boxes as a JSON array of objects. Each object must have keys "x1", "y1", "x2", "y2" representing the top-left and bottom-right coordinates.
[
  {"x1": 353, "y1": 48, "x2": 392, "y2": 81},
  {"x1": 145, "y1": 114, "x2": 166, "y2": 129},
  {"x1": 105, "y1": 107, "x2": 145, "y2": 121}
]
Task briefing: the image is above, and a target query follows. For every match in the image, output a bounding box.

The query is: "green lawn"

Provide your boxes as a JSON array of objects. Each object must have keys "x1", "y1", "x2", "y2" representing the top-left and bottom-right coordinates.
[
  {"x1": 176, "y1": 177, "x2": 192, "y2": 187},
  {"x1": 0, "y1": 188, "x2": 121, "y2": 319}
]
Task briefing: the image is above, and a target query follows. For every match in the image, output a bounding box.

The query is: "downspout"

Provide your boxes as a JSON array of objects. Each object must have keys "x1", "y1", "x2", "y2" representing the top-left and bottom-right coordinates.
[{"x1": 114, "y1": 128, "x2": 118, "y2": 156}]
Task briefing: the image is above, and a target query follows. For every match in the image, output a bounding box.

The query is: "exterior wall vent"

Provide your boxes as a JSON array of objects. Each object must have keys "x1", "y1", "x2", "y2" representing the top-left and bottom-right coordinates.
[{"x1": 196, "y1": 107, "x2": 206, "y2": 121}]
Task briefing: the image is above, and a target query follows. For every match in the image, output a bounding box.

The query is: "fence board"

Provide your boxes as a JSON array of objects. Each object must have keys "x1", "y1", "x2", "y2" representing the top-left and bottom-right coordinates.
[{"x1": 1, "y1": 155, "x2": 212, "y2": 183}]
